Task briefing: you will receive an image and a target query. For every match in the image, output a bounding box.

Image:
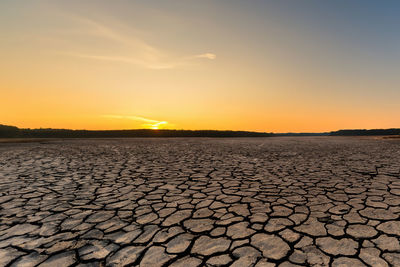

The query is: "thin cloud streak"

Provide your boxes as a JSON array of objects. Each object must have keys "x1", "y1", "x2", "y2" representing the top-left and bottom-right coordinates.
[
  {"x1": 63, "y1": 52, "x2": 175, "y2": 69},
  {"x1": 194, "y1": 53, "x2": 217, "y2": 60},
  {"x1": 103, "y1": 115, "x2": 169, "y2": 129},
  {"x1": 72, "y1": 17, "x2": 160, "y2": 56},
  {"x1": 60, "y1": 16, "x2": 216, "y2": 69},
  {"x1": 103, "y1": 115, "x2": 160, "y2": 123}
]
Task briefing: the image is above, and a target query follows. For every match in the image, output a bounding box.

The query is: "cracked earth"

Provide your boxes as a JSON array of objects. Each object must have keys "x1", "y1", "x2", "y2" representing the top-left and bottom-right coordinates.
[{"x1": 0, "y1": 137, "x2": 400, "y2": 267}]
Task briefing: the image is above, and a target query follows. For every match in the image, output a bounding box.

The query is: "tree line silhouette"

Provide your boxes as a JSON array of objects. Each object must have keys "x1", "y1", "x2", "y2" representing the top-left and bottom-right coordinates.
[
  {"x1": 0, "y1": 124, "x2": 273, "y2": 138},
  {"x1": 1, "y1": 124, "x2": 399, "y2": 138}
]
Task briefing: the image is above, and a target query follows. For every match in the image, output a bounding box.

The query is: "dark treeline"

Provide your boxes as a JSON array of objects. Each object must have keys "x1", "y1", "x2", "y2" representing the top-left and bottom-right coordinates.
[
  {"x1": 0, "y1": 125, "x2": 273, "y2": 138},
  {"x1": 1, "y1": 124, "x2": 399, "y2": 138},
  {"x1": 0, "y1": 125, "x2": 20, "y2": 138},
  {"x1": 330, "y1": 129, "x2": 400, "y2": 136}
]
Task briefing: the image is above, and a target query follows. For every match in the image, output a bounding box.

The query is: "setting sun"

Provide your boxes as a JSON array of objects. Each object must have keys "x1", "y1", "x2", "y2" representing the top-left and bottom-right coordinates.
[{"x1": 149, "y1": 121, "x2": 168, "y2": 130}]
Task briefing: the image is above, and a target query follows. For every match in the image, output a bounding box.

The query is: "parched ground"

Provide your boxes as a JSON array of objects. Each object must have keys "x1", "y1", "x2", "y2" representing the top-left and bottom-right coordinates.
[{"x1": 0, "y1": 137, "x2": 400, "y2": 267}]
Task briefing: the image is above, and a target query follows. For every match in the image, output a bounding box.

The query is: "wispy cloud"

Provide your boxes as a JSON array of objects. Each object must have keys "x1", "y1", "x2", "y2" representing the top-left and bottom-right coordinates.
[
  {"x1": 103, "y1": 115, "x2": 169, "y2": 129},
  {"x1": 59, "y1": 16, "x2": 216, "y2": 69},
  {"x1": 194, "y1": 53, "x2": 217, "y2": 60},
  {"x1": 103, "y1": 115, "x2": 160, "y2": 123},
  {"x1": 64, "y1": 52, "x2": 175, "y2": 69}
]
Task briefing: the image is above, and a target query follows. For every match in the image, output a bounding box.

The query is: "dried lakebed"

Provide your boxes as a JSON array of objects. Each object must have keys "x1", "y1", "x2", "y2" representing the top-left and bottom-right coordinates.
[{"x1": 0, "y1": 137, "x2": 400, "y2": 267}]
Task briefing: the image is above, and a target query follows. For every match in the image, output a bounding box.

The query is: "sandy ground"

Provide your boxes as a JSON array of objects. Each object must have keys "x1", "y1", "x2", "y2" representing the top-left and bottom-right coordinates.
[{"x1": 0, "y1": 137, "x2": 399, "y2": 266}]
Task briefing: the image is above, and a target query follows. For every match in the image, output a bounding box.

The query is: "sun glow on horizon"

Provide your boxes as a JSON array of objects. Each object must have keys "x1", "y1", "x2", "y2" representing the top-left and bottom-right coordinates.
[
  {"x1": 148, "y1": 121, "x2": 167, "y2": 130},
  {"x1": 102, "y1": 115, "x2": 169, "y2": 130}
]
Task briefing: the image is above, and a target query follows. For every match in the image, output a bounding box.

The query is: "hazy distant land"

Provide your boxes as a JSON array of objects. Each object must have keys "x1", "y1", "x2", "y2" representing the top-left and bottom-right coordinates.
[{"x1": 0, "y1": 124, "x2": 399, "y2": 139}]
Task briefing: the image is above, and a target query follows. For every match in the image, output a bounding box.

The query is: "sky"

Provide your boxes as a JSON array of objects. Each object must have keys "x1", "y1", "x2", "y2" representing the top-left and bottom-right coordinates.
[{"x1": 1, "y1": 0, "x2": 399, "y2": 132}]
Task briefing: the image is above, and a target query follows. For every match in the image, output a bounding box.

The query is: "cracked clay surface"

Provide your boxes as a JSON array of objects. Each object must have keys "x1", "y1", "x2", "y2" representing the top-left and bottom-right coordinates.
[{"x1": 0, "y1": 137, "x2": 400, "y2": 266}]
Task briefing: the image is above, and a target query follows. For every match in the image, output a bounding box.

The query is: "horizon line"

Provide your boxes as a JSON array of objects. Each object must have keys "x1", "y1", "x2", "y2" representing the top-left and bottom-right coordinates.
[{"x1": 2, "y1": 123, "x2": 400, "y2": 135}]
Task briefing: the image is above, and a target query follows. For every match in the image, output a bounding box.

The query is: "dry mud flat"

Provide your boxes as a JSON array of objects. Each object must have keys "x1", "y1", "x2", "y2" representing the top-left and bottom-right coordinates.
[{"x1": 0, "y1": 137, "x2": 400, "y2": 267}]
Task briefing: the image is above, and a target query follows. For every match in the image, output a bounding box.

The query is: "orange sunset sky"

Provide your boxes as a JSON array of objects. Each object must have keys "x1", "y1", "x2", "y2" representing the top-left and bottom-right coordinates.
[{"x1": 1, "y1": 1, "x2": 399, "y2": 132}]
